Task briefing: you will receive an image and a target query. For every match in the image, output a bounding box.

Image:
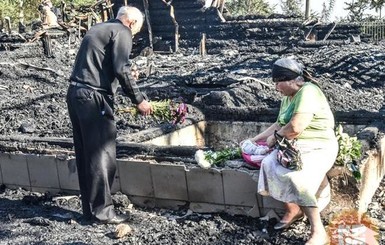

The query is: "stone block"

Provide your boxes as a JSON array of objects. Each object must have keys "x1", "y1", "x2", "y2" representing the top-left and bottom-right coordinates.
[
  {"x1": 118, "y1": 160, "x2": 153, "y2": 197},
  {"x1": 186, "y1": 167, "x2": 224, "y2": 204},
  {"x1": 31, "y1": 186, "x2": 61, "y2": 194},
  {"x1": 189, "y1": 202, "x2": 226, "y2": 213},
  {"x1": 27, "y1": 154, "x2": 59, "y2": 189},
  {"x1": 261, "y1": 195, "x2": 285, "y2": 210},
  {"x1": 155, "y1": 199, "x2": 188, "y2": 210},
  {"x1": 225, "y1": 205, "x2": 256, "y2": 217},
  {"x1": 151, "y1": 163, "x2": 188, "y2": 200},
  {"x1": 222, "y1": 169, "x2": 258, "y2": 206},
  {"x1": 0, "y1": 152, "x2": 30, "y2": 187},
  {"x1": 5, "y1": 184, "x2": 31, "y2": 191},
  {"x1": 128, "y1": 195, "x2": 156, "y2": 209},
  {"x1": 259, "y1": 208, "x2": 285, "y2": 217},
  {"x1": 57, "y1": 158, "x2": 79, "y2": 191}
]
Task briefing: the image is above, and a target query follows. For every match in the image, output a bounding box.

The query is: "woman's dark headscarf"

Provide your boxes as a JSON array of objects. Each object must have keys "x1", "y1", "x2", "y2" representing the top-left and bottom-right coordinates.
[
  {"x1": 272, "y1": 58, "x2": 303, "y2": 83},
  {"x1": 272, "y1": 57, "x2": 318, "y2": 85}
]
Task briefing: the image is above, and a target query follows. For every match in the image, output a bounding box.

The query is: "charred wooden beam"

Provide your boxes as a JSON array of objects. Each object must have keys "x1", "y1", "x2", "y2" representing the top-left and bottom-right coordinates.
[
  {"x1": 143, "y1": 0, "x2": 153, "y2": 49},
  {"x1": 199, "y1": 33, "x2": 206, "y2": 56},
  {"x1": 162, "y1": 0, "x2": 179, "y2": 52}
]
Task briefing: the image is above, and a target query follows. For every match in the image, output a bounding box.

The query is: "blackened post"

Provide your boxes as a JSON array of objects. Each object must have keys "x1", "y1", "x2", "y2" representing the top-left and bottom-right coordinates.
[{"x1": 143, "y1": 0, "x2": 153, "y2": 49}]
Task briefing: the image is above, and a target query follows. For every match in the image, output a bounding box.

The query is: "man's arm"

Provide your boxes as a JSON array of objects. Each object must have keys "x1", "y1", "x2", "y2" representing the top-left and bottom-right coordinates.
[{"x1": 112, "y1": 29, "x2": 144, "y2": 105}]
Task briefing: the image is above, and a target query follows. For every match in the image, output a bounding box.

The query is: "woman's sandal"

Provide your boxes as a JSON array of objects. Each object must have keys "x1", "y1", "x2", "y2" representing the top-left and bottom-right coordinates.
[{"x1": 274, "y1": 211, "x2": 305, "y2": 230}]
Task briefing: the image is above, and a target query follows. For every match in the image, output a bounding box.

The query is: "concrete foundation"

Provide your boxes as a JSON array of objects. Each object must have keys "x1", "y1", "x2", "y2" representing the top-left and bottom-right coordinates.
[{"x1": 0, "y1": 121, "x2": 383, "y2": 218}]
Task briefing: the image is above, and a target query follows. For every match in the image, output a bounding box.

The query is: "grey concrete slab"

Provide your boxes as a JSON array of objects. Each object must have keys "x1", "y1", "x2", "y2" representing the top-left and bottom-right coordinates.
[
  {"x1": 0, "y1": 152, "x2": 30, "y2": 187},
  {"x1": 259, "y1": 208, "x2": 285, "y2": 217},
  {"x1": 31, "y1": 186, "x2": 61, "y2": 194},
  {"x1": 186, "y1": 167, "x2": 224, "y2": 204},
  {"x1": 222, "y1": 169, "x2": 258, "y2": 206},
  {"x1": 5, "y1": 184, "x2": 31, "y2": 191},
  {"x1": 128, "y1": 196, "x2": 156, "y2": 208},
  {"x1": 261, "y1": 195, "x2": 285, "y2": 210},
  {"x1": 118, "y1": 160, "x2": 153, "y2": 197},
  {"x1": 27, "y1": 154, "x2": 60, "y2": 189},
  {"x1": 155, "y1": 199, "x2": 188, "y2": 210},
  {"x1": 57, "y1": 158, "x2": 79, "y2": 191},
  {"x1": 151, "y1": 163, "x2": 188, "y2": 200},
  {"x1": 225, "y1": 205, "x2": 255, "y2": 217},
  {"x1": 246, "y1": 204, "x2": 261, "y2": 218},
  {"x1": 189, "y1": 202, "x2": 226, "y2": 213}
]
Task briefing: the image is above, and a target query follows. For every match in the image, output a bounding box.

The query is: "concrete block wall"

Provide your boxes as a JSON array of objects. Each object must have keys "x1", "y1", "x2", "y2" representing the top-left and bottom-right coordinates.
[
  {"x1": 0, "y1": 152, "x2": 277, "y2": 217},
  {"x1": 2, "y1": 148, "x2": 383, "y2": 218}
]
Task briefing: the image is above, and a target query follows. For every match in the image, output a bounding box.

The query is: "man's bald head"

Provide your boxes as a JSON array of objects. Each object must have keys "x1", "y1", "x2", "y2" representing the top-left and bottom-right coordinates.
[{"x1": 117, "y1": 6, "x2": 144, "y2": 35}]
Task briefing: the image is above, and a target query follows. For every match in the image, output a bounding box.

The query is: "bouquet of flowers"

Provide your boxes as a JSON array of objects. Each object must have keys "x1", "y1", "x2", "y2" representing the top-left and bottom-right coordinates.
[
  {"x1": 195, "y1": 147, "x2": 242, "y2": 169},
  {"x1": 117, "y1": 99, "x2": 188, "y2": 125}
]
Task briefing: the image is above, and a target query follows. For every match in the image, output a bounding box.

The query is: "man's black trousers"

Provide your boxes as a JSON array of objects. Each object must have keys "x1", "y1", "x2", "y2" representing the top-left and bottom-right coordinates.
[{"x1": 66, "y1": 86, "x2": 117, "y2": 221}]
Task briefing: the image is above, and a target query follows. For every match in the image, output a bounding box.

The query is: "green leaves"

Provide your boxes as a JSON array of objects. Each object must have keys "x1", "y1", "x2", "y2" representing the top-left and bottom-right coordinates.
[
  {"x1": 335, "y1": 124, "x2": 362, "y2": 181},
  {"x1": 204, "y1": 147, "x2": 242, "y2": 166},
  {"x1": 117, "y1": 99, "x2": 188, "y2": 125},
  {"x1": 226, "y1": 0, "x2": 272, "y2": 16}
]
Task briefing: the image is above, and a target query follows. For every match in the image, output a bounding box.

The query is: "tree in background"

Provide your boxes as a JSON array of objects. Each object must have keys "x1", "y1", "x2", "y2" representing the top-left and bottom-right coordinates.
[
  {"x1": 369, "y1": 0, "x2": 385, "y2": 17},
  {"x1": 320, "y1": 0, "x2": 336, "y2": 22},
  {"x1": 280, "y1": 0, "x2": 302, "y2": 16},
  {"x1": 226, "y1": 0, "x2": 272, "y2": 16},
  {"x1": 345, "y1": 0, "x2": 385, "y2": 21},
  {"x1": 0, "y1": 0, "x2": 94, "y2": 27},
  {"x1": 0, "y1": 0, "x2": 36, "y2": 26}
]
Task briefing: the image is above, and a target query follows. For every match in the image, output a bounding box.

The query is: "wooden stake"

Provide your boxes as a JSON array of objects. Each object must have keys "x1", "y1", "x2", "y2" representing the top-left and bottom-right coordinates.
[
  {"x1": 200, "y1": 33, "x2": 206, "y2": 57},
  {"x1": 4, "y1": 17, "x2": 11, "y2": 35},
  {"x1": 143, "y1": 0, "x2": 153, "y2": 49},
  {"x1": 170, "y1": 5, "x2": 179, "y2": 53},
  {"x1": 219, "y1": 0, "x2": 225, "y2": 14}
]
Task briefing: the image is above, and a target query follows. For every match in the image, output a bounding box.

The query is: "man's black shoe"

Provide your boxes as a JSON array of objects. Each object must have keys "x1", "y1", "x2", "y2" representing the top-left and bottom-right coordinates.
[{"x1": 98, "y1": 214, "x2": 129, "y2": 224}]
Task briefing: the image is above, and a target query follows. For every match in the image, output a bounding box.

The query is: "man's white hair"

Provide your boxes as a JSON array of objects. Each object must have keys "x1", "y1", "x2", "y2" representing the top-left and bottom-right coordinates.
[{"x1": 117, "y1": 6, "x2": 144, "y2": 34}]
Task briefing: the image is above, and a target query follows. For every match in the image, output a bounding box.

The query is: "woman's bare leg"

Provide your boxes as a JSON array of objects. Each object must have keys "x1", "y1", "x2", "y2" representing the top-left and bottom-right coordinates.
[
  {"x1": 302, "y1": 206, "x2": 329, "y2": 245},
  {"x1": 274, "y1": 202, "x2": 304, "y2": 229},
  {"x1": 281, "y1": 202, "x2": 302, "y2": 222}
]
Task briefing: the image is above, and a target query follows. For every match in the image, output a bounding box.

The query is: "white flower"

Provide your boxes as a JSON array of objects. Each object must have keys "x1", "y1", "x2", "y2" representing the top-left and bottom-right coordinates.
[{"x1": 194, "y1": 150, "x2": 211, "y2": 169}]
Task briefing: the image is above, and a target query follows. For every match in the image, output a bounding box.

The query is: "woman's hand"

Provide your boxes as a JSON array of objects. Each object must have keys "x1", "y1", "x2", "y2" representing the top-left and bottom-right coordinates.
[{"x1": 266, "y1": 134, "x2": 277, "y2": 148}]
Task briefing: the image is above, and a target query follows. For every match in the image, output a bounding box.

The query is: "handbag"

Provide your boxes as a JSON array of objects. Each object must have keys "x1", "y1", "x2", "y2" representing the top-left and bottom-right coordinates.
[{"x1": 274, "y1": 131, "x2": 303, "y2": 171}]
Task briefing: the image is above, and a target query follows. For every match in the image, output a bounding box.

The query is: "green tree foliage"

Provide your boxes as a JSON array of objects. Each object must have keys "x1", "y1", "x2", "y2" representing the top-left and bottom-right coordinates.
[
  {"x1": 226, "y1": 0, "x2": 272, "y2": 16},
  {"x1": 369, "y1": 0, "x2": 385, "y2": 11},
  {"x1": 345, "y1": 0, "x2": 385, "y2": 21},
  {"x1": 320, "y1": 0, "x2": 335, "y2": 22},
  {"x1": 280, "y1": 0, "x2": 302, "y2": 16},
  {"x1": 0, "y1": 0, "x2": 94, "y2": 26},
  {"x1": 0, "y1": 0, "x2": 39, "y2": 24}
]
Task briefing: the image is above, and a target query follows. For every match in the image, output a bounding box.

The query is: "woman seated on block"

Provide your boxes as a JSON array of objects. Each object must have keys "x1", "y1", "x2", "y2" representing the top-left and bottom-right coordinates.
[{"x1": 244, "y1": 57, "x2": 338, "y2": 245}]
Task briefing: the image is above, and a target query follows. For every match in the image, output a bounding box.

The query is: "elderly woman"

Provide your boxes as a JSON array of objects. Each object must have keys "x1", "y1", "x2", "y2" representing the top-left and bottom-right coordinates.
[{"x1": 247, "y1": 57, "x2": 337, "y2": 245}]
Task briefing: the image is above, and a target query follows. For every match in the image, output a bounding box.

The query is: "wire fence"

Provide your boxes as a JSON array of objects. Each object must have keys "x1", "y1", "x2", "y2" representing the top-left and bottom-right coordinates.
[{"x1": 361, "y1": 21, "x2": 385, "y2": 41}]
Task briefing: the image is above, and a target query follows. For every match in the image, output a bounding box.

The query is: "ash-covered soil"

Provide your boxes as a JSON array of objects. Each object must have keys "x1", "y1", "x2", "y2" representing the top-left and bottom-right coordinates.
[{"x1": 0, "y1": 180, "x2": 384, "y2": 245}]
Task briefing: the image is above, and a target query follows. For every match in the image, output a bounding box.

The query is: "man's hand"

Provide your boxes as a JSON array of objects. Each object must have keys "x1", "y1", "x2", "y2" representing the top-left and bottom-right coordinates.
[{"x1": 137, "y1": 100, "x2": 153, "y2": 116}]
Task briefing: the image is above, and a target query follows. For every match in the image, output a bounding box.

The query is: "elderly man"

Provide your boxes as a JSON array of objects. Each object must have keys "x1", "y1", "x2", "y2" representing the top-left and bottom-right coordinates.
[{"x1": 66, "y1": 6, "x2": 153, "y2": 224}]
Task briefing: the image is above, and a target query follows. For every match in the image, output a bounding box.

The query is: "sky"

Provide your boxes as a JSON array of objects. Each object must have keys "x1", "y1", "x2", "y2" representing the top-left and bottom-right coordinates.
[{"x1": 267, "y1": 0, "x2": 379, "y2": 21}]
